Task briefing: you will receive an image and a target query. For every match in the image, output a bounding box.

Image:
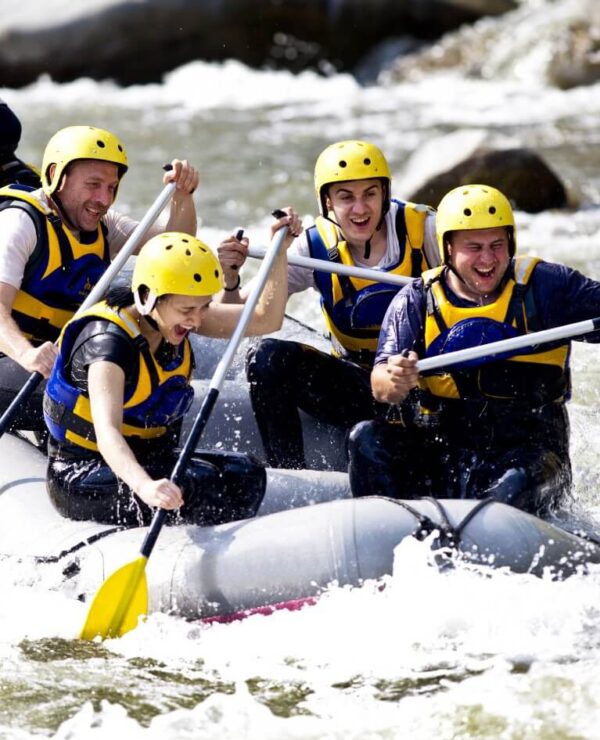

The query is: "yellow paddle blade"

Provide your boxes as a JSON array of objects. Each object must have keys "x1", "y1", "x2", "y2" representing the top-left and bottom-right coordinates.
[{"x1": 79, "y1": 556, "x2": 149, "y2": 641}]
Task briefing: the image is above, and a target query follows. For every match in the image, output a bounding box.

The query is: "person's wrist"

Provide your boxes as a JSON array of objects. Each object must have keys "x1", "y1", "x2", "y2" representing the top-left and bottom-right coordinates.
[{"x1": 223, "y1": 273, "x2": 241, "y2": 292}]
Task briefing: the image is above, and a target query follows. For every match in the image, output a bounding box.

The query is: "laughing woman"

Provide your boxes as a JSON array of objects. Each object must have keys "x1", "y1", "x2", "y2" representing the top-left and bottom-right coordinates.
[{"x1": 43, "y1": 212, "x2": 301, "y2": 526}]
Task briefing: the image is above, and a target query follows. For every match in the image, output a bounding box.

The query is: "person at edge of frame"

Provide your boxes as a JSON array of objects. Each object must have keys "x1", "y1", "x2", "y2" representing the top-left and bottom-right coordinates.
[{"x1": 0, "y1": 99, "x2": 41, "y2": 190}]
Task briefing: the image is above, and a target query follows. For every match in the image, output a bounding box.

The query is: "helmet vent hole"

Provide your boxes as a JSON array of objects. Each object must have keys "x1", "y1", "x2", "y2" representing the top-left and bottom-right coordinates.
[
  {"x1": 200, "y1": 246, "x2": 207, "y2": 253},
  {"x1": 464, "y1": 208, "x2": 472, "y2": 216},
  {"x1": 364, "y1": 158, "x2": 371, "y2": 165},
  {"x1": 214, "y1": 270, "x2": 219, "y2": 278},
  {"x1": 193, "y1": 273, "x2": 202, "y2": 283},
  {"x1": 186, "y1": 249, "x2": 192, "y2": 256},
  {"x1": 339, "y1": 160, "x2": 347, "y2": 168},
  {"x1": 97, "y1": 140, "x2": 106, "y2": 149},
  {"x1": 489, "y1": 206, "x2": 496, "y2": 214},
  {"x1": 165, "y1": 244, "x2": 173, "y2": 250}
]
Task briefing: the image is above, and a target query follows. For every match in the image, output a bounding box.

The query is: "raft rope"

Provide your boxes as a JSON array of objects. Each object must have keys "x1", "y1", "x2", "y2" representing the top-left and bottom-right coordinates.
[
  {"x1": 31, "y1": 497, "x2": 494, "y2": 569},
  {"x1": 284, "y1": 312, "x2": 327, "y2": 337},
  {"x1": 391, "y1": 496, "x2": 496, "y2": 550},
  {"x1": 33, "y1": 526, "x2": 126, "y2": 566}
]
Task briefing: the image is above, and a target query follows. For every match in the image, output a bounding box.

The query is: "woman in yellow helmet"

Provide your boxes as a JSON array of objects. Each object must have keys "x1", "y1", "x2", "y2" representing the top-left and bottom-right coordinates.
[
  {"x1": 347, "y1": 183, "x2": 600, "y2": 516},
  {"x1": 43, "y1": 215, "x2": 301, "y2": 526}
]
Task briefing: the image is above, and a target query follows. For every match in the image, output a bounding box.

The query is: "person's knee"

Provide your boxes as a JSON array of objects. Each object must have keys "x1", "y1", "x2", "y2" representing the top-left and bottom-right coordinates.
[
  {"x1": 483, "y1": 449, "x2": 570, "y2": 514},
  {"x1": 246, "y1": 339, "x2": 300, "y2": 384},
  {"x1": 348, "y1": 420, "x2": 381, "y2": 461},
  {"x1": 484, "y1": 467, "x2": 529, "y2": 507},
  {"x1": 46, "y1": 457, "x2": 144, "y2": 524},
  {"x1": 183, "y1": 450, "x2": 266, "y2": 525}
]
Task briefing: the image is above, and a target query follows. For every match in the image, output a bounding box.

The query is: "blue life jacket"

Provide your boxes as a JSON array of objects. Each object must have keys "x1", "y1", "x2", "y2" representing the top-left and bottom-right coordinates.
[
  {"x1": 44, "y1": 302, "x2": 194, "y2": 452},
  {"x1": 0, "y1": 185, "x2": 110, "y2": 344},
  {"x1": 307, "y1": 199, "x2": 430, "y2": 367}
]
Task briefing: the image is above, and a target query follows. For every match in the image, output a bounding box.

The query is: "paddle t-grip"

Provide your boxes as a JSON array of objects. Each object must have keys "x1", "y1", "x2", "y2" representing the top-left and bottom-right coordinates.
[{"x1": 231, "y1": 229, "x2": 245, "y2": 271}]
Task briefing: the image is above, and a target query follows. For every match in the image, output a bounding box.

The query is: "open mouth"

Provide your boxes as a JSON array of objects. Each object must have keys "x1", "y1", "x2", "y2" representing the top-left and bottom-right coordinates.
[
  {"x1": 474, "y1": 266, "x2": 496, "y2": 280},
  {"x1": 173, "y1": 325, "x2": 190, "y2": 340},
  {"x1": 85, "y1": 204, "x2": 106, "y2": 219}
]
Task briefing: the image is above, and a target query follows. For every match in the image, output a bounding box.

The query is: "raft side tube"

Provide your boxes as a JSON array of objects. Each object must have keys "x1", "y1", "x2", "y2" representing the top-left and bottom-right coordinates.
[{"x1": 150, "y1": 498, "x2": 600, "y2": 618}]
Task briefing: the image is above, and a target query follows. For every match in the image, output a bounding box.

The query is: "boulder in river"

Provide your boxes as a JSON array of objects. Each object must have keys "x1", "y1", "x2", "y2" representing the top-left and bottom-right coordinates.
[
  {"x1": 408, "y1": 148, "x2": 569, "y2": 213},
  {"x1": 0, "y1": 0, "x2": 516, "y2": 88}
]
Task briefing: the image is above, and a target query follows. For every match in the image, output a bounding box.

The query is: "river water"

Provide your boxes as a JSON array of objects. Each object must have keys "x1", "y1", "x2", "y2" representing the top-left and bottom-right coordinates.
[{"x1": 2, "y1": 0, "x2": 600, "y2": 737}]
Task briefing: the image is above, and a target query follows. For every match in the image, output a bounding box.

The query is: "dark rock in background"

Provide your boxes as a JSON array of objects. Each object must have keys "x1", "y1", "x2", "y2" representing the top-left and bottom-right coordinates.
[
  {"x1": 408, "y1": 148, "x2": 568, "y2": 213},
  {"x1": 0, "y1": 0, "x2": 516, "y2": 88}
]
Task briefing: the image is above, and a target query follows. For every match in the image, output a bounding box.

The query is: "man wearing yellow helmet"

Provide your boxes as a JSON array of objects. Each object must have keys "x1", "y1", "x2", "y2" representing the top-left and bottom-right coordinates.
[
  {"x1": 348, "y1": 184, "x2": 600, "y2": 515},
  {"x1": 218, "y1": 139, "x2": 438, "y2": 469},
  {"x1": 44, "y1": 214, "x2": 300, "y2": 525},
  {"x1": 0, "y1": 124, "x2": 199, "y2": 434}
]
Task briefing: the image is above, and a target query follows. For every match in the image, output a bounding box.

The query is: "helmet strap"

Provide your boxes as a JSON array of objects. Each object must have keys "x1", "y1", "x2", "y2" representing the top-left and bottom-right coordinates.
[
  {"x1": 49, "y1": 188, "x2": 93, "y2": 238},
  {"x1": 363, "y1": 212, "x2": 387, "y2": 261},
  {"x1": 324, "y1": 189, "x2": 387, "y2": 263},
  {"x1": 446, "y1": 263, "x2": 466, "y2": 285},
  {"x1": 143, "y1": 313, "x2": 160, "y2": 331},
  {"x1": 134, "y1": 287, "x2": 158, "y2": 316},
  {"x1": 49, "y1": 193, "x2": 71, "y2": 227}
]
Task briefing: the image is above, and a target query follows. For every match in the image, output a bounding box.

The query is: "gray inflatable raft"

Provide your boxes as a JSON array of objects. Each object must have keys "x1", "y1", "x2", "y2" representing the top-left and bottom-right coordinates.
[{"x1": 0, "y1": 432, "x2": 598, "y2": 622}]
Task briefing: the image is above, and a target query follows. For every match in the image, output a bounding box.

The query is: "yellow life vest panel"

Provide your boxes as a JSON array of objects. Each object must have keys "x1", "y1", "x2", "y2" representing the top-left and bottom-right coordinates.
[
  {"x1": 0, "y1": 185, "x2": 110, "y2": 344},
  {"x1": 307, "y1": 199, "x2": 430, "y2": 366},
  {"x1": 44, "y1": 302, "x2": 194, "y2": 452},
  {"x1": 420, "y1": 256, "x2": 571, "y2": 404}
]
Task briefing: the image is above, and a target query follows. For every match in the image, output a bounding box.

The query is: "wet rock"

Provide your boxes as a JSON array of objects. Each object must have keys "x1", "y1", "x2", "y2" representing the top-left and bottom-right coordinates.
[
  {"x1": 0, "y1": 0, "x2": 516, "y2": 88},
  {"x1": 385, "y1": 0, "x2": 600, "y2": 90},
  {"x1": 547, "y1": 19, "x2": 600, "y2": 89},
  {"x1": 408, "y1": 148, "x2": 568, "y2": 213}
]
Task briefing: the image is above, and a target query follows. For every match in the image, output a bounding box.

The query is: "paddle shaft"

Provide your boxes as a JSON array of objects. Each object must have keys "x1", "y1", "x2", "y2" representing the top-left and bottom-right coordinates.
[
  {"x1": 139, "y1": 223, "x2": 290, "y2": 560},
  {"x1": 247, "y1": 246, "x2": 412, "y2": 287},
  {"x1": 417, "y1": 316, "x2": 600, "y2": 373},
  {"x1": 0, "y1": 181, "x2": 176, "y2": 437}
]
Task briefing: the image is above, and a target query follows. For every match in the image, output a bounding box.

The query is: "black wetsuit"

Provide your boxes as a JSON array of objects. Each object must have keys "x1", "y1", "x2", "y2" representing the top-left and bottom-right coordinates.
[
  {"x1": 46, "y1": 320, "x2": 265, "y2": 526},
  {"x1": 246, "y1": 337, "x2": 384, "y2": 469},
  {"x1": 348, "y1": 260, "x2": 600, "y2": 516},
  {"x1": 0, "y1": 158, "x2": 41, "y2": 189},
  {"x1": 0, "y1": 153, "x2": 43, "y2": 432}
]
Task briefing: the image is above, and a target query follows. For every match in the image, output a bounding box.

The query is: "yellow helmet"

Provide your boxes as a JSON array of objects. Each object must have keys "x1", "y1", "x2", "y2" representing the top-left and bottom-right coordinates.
[
  {"x1": 41, "y1": 125, "x2": 129, "y2": 197},
  {"x1": 435, "y1": 184, "x2": 516, "y2": 263},
  {"x1": 132, "y1": 232, "x2": 223, "y2": 312},
  {"x1": 314, "y1": 140, "x2": 391, "y2": 216}
]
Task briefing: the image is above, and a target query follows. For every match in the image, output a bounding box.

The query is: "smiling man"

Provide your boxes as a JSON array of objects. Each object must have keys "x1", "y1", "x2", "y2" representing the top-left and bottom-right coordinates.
[
  {"x1": 348, "y1": 184, "x2": 600, "y2": 515},
  {"x1": 218, "y1": 139, "x2": 438, "y2": 469},
  {"x1": 0, "y1": 125, "x2": 199, "y2": 434}
]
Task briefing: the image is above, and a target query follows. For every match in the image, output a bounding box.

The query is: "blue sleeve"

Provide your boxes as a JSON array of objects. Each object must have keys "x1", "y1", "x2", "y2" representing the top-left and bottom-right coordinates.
[
  {"x1": 375, "y1": 281, "x2": 427, "y2": 365},
  {"x1": 532, "y1": 262, "x2": 600, "y2": 342}
]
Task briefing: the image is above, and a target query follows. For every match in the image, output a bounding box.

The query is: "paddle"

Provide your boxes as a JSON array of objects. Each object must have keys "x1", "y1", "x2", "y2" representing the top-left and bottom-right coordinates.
[
  {"x1": 0, "y1": 180, "x2": 177, "y2": 439},
  {"x1": 416, "y1": 316, "x2": 600, "y2": 373},
  {"x1": 79, "y1": 213, "x2": 290, "y2": 641},
  {"x1": 247, "y1": 245, "x2": 412, "y2": 287}
]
